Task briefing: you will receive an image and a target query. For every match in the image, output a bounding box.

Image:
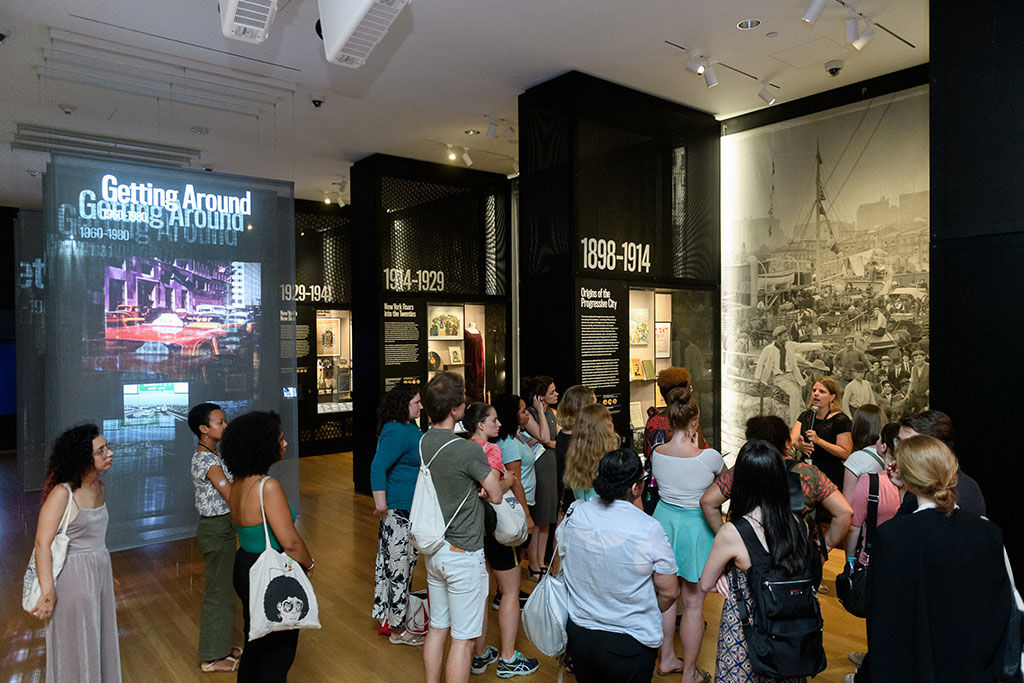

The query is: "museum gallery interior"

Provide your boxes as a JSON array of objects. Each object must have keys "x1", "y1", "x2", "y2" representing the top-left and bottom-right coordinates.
[{"x1": 1, "y1": 0, "x2": 1022, "y2": 681}]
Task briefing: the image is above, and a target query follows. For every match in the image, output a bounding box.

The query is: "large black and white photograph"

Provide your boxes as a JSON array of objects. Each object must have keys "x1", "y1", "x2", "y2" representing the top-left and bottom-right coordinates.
[{"x1": 721, "y1": 86, "x2": 930, "y2": 455}]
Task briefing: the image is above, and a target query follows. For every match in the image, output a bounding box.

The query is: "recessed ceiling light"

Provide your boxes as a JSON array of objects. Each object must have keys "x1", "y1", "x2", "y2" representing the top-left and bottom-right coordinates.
[
  {"x1": 191, "y1": 126, "x2": 209, "y2": 135},
  {"x1": 737, "y1": 19, "x2": 761, "y2": 30},
  {"x1": 465, "y1": 129, "x2": 480, "y2": 136}
]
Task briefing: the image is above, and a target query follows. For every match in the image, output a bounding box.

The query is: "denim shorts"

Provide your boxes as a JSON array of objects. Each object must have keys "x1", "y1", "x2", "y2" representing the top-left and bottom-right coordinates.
[{"x1": 425, "y1": 545, "x2": 488, "y2": 640}]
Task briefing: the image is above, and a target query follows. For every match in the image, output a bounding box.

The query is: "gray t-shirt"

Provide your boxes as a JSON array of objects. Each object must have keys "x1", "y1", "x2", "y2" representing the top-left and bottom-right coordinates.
[{"x1": 421, "y1": 428, "x2": 492, "y2": 552}]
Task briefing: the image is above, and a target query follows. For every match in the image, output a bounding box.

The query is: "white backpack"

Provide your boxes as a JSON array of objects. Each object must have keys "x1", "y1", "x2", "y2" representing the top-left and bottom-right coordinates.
[{"x1": 409, "y1": 436, "x2": 475, "y2": 555}]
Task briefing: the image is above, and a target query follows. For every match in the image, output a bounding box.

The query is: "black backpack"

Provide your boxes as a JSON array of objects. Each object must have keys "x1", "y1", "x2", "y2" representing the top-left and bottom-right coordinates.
[{"x1": 730, "y1": 516, "x2": 827, "y2": 679}]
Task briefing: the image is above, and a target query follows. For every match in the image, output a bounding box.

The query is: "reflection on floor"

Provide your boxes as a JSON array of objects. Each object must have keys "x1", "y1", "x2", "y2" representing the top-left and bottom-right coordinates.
[{"x1": 0, "y1": 451, "x2": 867, "y2": 682}]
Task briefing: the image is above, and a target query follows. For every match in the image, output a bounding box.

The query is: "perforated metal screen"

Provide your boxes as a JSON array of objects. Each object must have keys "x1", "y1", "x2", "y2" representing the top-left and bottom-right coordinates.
[{"x1": 295, "y1": 207, "x2": 352, "y2": 304}]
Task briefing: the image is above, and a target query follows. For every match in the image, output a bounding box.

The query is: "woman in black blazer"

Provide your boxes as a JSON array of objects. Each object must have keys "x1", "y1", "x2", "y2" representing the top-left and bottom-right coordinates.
[{"x1": 864, "y1": 434, "x2": 1009, "y2": 683}]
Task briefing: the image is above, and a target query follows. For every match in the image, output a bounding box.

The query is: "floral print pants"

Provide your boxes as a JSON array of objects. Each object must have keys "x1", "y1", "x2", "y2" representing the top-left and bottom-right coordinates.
[{"x1": 371, "y1": 509, "x2": 419, "y2": 629}]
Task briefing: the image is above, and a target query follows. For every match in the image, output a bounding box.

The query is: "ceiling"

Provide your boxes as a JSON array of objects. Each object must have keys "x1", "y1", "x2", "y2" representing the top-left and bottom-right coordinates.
[{"x1": 0, "y1": 0, "x2": 928, "y2": 208}]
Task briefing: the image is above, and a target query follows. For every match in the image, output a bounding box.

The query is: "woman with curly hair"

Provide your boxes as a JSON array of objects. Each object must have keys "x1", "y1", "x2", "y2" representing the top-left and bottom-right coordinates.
[
  {"x1": 31, "y1": 423, "x2": 122, "y2": 682},
  {"x1": 223, "y1": 411, "x2": 313, "y2": 682},
  {"x1": 564, "y1": 403, "x2": 620, "y2": 502},
  {"x1": 369, "y1": 383, "x2": 425, "y2": 645}
]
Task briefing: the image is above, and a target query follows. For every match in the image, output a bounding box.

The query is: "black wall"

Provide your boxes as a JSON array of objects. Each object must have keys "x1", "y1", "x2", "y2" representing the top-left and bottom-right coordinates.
[{"x1": 930, "y1": 1, "x2": 1024, "y2": 572}]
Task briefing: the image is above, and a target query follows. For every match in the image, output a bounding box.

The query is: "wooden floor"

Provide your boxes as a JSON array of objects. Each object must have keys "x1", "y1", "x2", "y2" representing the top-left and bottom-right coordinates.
[{"x1": 0, "y1": 451, "x2": 868, "y2": 681}]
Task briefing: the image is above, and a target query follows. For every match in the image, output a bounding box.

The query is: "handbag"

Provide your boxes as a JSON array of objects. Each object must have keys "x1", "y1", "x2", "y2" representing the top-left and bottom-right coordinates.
[
  {"x1": 521, "y1": 505, "x2": 574, "y2": 657},
  {"x1": 405, "y1": 589, "x2": 430, "y2": 637},
  {"x1": 247, "y1": 477, "x2": 321, "y2": 641},
  {"x1": 491, "y1": 492, "x2": 528, "y2": 546},
  {"x1": 22, "y1": 483, "x2": 75, "y2": 613},
  {"x1": 836, "y1": 473, "x2": 879, "y2": 618},
  {"x1": 992, "y1": 546, "x2": 1024, "y2": 682}
]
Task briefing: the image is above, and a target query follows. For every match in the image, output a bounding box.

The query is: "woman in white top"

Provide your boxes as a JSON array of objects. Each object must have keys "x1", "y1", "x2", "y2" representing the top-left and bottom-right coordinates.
[
  {"x1": 650, "y1": 388, "x2": 722, "y2": 682},
  {"x1": 842, "y1": 405, "x2": 887, "y2": 503}
]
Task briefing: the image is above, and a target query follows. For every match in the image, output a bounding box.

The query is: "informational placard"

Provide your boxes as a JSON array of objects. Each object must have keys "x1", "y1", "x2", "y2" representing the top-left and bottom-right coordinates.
[
  {"x1": 27, "y1": 155, "x2": 297, "y2": 550},
  {"x1": 382, "y1": 299, "x2": 426, "y2": 391},
  {"x1": 576, "y1": 278, "x2": 629, "y2": 435}
]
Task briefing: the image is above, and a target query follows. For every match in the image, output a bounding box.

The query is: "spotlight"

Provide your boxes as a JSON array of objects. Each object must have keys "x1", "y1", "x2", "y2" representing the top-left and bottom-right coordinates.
[
  {"x1": 802, "y1": 0, "x2": 827, "y2": 24},
  {"x1": 446, "y1": 144, "x2": 457, "y2": 161},
  {"x1": 846, "y1": 15, "x2": 860, "y2": 43},
  {"x1": 502, "y1": 125, "x2": 515, "y2": 141},
  {"x1": 336, "y1": 178, "x2": 348, "y2": 193},
  {"x1": 685, "y1": 58, "x2": 705, "y2": 76},
  {"x1": 851, "y1": 23, "x2": 876, "y2": 50},
  {"x1": 462, "y1": 148, "x2": 473, "y2": 167},
  {"x1": 323, "y1": 193, "x2": 331, "y2": 204},
  {"x1": 486, "y1": 119, "x2": 498, "y2": 139},
  {"x1": 758, "y1": 84, "x2": 776, "y2": 106},
  {"x1": 336, "y1": 193, "x2": 346, "y2": 207},
  {"x1": 703, "y1": 64, "x2": 718, "y2": 88}
]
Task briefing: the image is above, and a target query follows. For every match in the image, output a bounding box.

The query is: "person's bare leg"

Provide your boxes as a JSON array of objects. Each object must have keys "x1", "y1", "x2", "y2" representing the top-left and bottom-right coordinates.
[
  {"x1": 679, "y1": 580, "x2": 708, "y2": 683},
  {"x1": 658, "y1": 590, "x2": 683, "y2": 673},
  {"x1": 494, "y1": 567, "x2": 521, "y2": 660},
  {"x1": 527, "y1": 525, "x2": 549, "y2": 573},
  {"x1": 473, "y1": 600, "x2": 490, "y2": 658},
  {"x1": 424, "y1": 626, "x2": 448, "y2": 683},
  {"x1": 445, "y1": 637, "x2": 476, "y2": 683}
]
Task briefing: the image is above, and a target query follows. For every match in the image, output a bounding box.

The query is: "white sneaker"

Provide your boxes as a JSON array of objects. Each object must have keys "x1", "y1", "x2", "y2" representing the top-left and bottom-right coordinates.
[
  {"x1": 849, "y1": 651, "x2": 866, "y2": 667},
  {"x1": 845, "y1": 674, "x2": 857, "y2": 683}
]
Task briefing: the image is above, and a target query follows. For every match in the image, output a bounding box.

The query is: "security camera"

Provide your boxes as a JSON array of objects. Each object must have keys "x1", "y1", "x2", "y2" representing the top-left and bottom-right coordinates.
[
  {"x1": 825, "y1": 59, "x2": 844, "y2": 77},
  {"x1": 311, "y1": 97, "x2": 325, "y2": 109},
  {"x1": 0, "y1": 27, "x2": 9, "y2": 45}
]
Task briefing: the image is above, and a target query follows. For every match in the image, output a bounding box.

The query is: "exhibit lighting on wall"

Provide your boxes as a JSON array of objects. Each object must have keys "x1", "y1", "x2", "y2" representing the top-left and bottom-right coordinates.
[
  {"x1": 703, "y1": 63, "x2": 718, "y2": 88},
  {"x1": 462, "y1": 148, "x2": 473, "y2": 167},
  {"x1": 446, "y1": 144, "x2": 457, "y2": 161},
  {"x1": 802, "y1": 0, "x2": 827, "y2": 24},
  {"x1": 851, "y1": 22, "x2": 876, "y2": 50},
  {"x1": 758, "y1": 82, "x2": 776, "y2": 106}
]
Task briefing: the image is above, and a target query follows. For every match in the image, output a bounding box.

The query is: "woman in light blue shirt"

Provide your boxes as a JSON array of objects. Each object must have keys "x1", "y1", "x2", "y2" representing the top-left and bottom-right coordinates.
[{"x1": 493, "y1": 394, "x2": 535, "y2": 532}]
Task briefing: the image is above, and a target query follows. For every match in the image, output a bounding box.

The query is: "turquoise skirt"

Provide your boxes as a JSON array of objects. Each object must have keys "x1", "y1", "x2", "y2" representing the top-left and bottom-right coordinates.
[{"x1": 652, "y1": 501, "x2": 714, "y2": 582}]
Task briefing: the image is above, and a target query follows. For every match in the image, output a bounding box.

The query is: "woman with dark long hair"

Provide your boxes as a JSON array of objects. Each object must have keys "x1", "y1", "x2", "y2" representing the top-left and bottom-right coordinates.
[
  {"x1": 699, "y1": 440, "x2": 814, "y2": 682},
  {"x1": 223, "y1": 411, "x2": 313, "y2": 681},
  {"x1": 369, "y1": 382, "x2": 424, "y2": 645},
  {"x1": 520, "y1": 375, "x2": 560, "y2": 580},
  {"x1": 31, "y1": 424, "x2": 121, "y2": 682}
]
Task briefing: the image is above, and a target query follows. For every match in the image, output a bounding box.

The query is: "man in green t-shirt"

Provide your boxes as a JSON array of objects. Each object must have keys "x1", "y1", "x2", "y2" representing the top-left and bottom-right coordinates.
[{"x1": 421, "y1": 372, "x2": 501, "y2": 683}]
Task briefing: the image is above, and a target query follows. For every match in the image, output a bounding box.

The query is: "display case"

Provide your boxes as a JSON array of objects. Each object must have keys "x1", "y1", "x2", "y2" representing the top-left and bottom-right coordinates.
[{"x1": 315, "y1": 309, "x2": 353, "y2": 413}]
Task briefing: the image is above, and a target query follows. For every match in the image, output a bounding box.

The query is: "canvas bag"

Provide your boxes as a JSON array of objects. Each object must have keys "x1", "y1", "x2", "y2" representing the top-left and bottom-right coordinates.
[
  {"x1": 409, "y1": 436, "x2": 474, "y2": 555},
  {"x1": 247, "y1": 477, "x2": 321, "y2": 641},
  {"x1": 731, "y1": 516, "x2": 827, "y2": 678},
  {"x1": 405, "y1": 589, "x2": 430, "y2": 636},
  {"x1": 22, "y1": 483, "x2": 74, "y2": 613},
  {"x1": 521, "y1": 505, "x2": 574, "y2": 658},
  {"x1": 491, "y1": 492, "x2": 528, "y2": 546}
]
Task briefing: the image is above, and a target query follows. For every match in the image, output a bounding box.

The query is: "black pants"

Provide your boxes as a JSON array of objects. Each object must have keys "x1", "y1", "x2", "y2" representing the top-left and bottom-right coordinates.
[
  {"x1": 566, "y1": 618, "x2": 657, "y2": 683},
  {"x1": 233, "y1": 548, "x2": 300, "y2": 682}
]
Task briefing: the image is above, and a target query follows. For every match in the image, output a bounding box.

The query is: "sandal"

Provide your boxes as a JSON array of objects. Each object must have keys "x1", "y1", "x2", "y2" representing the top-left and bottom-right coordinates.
[
  {"x1": 527, "y1": 566, "x2": 548, "y2": 581},
  {"x1": 389, "y1": 630, "x2": 425, "y2": 646},
  {"x1": 200, "y1": 657, "x2": 239, "y2": 673}
]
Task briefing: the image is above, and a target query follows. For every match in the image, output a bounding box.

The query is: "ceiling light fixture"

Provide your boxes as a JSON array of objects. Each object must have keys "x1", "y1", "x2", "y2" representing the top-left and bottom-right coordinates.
[
  {"x1": 737, "y1": 19, "x2": 760, "y2": 30},
  {"x1": 851, "y1": 22, "x2": 876, "y2": 50},
  {"x1": 486, "y1": 119, "x2": 498, "y2": 139},
  {"x1": 758, "y1": 82, "x2": 776, "y2": 105},
  {"x1": 465, "y1": 129, "x2": 480, "y2": 136},
  {"x1": 703, "y1": 63, "x2": 719, "y2": 88},
  {"x1": 685, "y1": 56, "x2": 705, "y2": 76},
  {"x1": 446, "y1": 144, "x2": 457, "y2": 161},
  {"x1": 845, "y1": 10, "x2": 860, "y2": 43},
  {"x1": 12, "y1": 123, "x2": 201, "y2": 167},
  {"x1": 190, "y1": 126, "x2": 209, "y2": 135},
  {"x1": 462, "y1": 148, "x2": 473, "y2": 167},
  {"x1": 323, "y1": 193, "x2": 331, "y2": 204},
  {"x1": 802, "y1": 0, "x2": 827, "y2": 24}
]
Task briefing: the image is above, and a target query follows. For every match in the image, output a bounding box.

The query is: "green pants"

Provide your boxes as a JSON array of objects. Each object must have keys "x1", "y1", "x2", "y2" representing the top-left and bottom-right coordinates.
[{"x1": 197, "y1": 513, "x2": 237, "y2": 662}]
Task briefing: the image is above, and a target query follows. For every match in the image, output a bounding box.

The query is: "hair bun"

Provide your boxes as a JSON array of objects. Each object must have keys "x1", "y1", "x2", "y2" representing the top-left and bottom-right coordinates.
[
  {"x1": 933, "y1": 486, "x2": 956, "y2": 513},
  {"x1": 666, "y1": 386, "x2": 692, "y2": 405}
]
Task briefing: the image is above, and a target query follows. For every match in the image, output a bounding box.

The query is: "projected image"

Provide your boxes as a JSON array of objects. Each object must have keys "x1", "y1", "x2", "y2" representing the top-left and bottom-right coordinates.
[
  {"x1": 85, "y1": 257, "x2": 261, "y2": 384},
  {"x1": 123, "y1": 382, "x2": 189, "y2": 426}
]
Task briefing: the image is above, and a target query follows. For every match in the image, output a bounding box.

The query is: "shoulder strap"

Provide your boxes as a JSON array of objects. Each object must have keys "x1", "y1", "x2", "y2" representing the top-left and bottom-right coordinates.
[
  {"x1": 733, "y1": 517, "x2": 771, "y2": 568},
  {"x1": 57, "y1": 483, "x2": 75, "y2": 535},
  {"x1": 421, "y1": 435, "x2": 463, "y2": 468},
  {"x1": 859, "y1": 448, "x2": 884, "y2": 470},
  {"x1": 421, "y1": 435, "x2": 480, "y2": 535},
  {"x1": 258, "y1": 477, "x2": 272, "y2": 551},
  {"x1": 858, "y1": 473, "x2": 880, "y2": 560}
]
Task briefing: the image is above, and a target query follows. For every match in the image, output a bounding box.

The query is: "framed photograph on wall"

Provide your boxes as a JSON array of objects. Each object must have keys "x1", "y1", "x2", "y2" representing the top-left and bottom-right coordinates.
[
  {"x1": 629, "y1": 308, "x2": 650, "y2": 346},
  {"x1": 655, "y1": 322, "x2": 671, "y2": 358},
  {"x1": 448, "y1": 346, "x2": 464, "y2": 365},
  {"x1": 427, "y1": 304, "x2": 464, "y2": 340},
  {"x1": 316, "y1": 318, "x2": 341, "y2": 356}
]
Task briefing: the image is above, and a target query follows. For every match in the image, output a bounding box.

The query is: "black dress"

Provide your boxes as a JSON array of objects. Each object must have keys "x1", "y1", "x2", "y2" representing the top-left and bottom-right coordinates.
[
  {"x1": 796, "y1": 409, "x2": 852, "y2": 489},
  {"x1": 866, "y1": 508, "x2": 1009, "y2": 682}
]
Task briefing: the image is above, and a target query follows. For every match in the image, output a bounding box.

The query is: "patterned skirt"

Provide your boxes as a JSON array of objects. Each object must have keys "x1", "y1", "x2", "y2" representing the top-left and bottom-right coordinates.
[
  {"x1": 715, "y1": 567, "x2": 806, "y2": 683},
  {"x1": 371, "y1": 509, "x2": 419, "y2": 629}
]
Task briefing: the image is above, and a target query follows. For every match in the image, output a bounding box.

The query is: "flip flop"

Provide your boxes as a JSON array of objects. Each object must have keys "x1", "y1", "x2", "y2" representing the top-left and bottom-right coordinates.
[
  {"x1": 656, "y1": 666, "x2": 684, "y2": 676},
  {"x1": 200, "y1": 657, "x2": 239, "y2": 673}
]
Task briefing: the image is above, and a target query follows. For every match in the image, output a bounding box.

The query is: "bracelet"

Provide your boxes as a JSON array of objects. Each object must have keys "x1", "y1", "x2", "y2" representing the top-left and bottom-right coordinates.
[{"x1": 305, "y1": 558, "x2": 315, "y2": 571}]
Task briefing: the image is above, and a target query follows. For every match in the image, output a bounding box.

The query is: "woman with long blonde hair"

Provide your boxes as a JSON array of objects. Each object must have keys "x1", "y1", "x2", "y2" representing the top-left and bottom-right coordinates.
[
  {"x1": 564, "y1": 403, "x2": 619, "y2": 501},
  {"x1": 554, "y1": 385, "x2": 596, "y2": 513}
]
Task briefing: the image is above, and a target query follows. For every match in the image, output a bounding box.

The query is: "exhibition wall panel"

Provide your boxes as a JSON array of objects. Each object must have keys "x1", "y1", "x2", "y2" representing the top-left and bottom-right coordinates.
[{"x1": 18, "y1": 155, "x2": 297, "y2": 550}]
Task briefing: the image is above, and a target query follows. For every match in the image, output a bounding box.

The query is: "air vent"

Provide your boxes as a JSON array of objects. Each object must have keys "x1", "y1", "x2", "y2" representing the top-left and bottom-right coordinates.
[
  {"x1": 317, "y1": 0, "x2": 410, "y2": 68},
  {"x1": 221, "y1": 0, "x2": 279, "y2": 43}
]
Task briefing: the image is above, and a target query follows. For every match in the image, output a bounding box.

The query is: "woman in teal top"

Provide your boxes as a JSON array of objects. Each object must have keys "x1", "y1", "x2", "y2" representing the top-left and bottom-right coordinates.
[
  {"x1": 223, "y1": 411, "x2": 313, "y2": 683},
  {"x1": 368, "y1": 383, "x2": 425, "y2": 646}
]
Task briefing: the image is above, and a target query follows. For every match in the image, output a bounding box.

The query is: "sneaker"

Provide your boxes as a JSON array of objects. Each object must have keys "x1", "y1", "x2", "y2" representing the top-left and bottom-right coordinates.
[
  {"x1": 471, "y1": 645, "x2": 498, "y2": 675},
  {"x1": 491, "y1": 592, "x2": 502, "y2": 610},
  {"x1": 849, "y1": 651, "x2": 866, "y2": 666},
  {"x1": 496, "y1": 651, "x2": 539, "y2": 678},
  {"x1": 845, "y1": 674, "x2": 857, "y2": 683}
]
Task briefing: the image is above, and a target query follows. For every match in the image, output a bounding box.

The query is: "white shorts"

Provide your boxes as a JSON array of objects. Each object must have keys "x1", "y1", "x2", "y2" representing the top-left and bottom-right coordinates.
[{"x1": 425, "y1": 545, "x2": 488, "y2": 640}]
